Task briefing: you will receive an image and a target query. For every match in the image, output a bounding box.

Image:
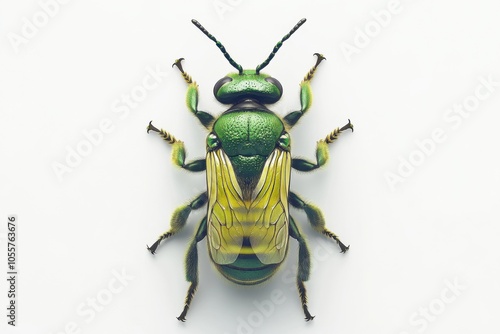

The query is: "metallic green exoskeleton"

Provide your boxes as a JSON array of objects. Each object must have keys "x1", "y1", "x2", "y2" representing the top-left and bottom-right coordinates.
[{"x1": 146, "y1": 18, "x2": 353, "y2": 322}]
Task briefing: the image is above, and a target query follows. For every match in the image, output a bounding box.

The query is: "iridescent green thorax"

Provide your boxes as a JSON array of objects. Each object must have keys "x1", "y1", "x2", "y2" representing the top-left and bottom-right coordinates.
[
  {"x1": 214, "y1": 70, "x2": 283, "y2": 104},
  {"x1": 212, "y1": 108, "x2": 285, "y2": 196},
  {"x1": 213, "y1": 109, "x2": 284, "y2": 157}
]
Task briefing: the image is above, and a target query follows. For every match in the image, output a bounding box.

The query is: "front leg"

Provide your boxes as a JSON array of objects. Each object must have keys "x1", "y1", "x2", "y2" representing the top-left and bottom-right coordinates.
[
  {"x1": 283, "y1": 53, "x2": 326, "y2": 128},
  {"x1": 172, "y1": 58, "x2": 214, "y2": 128},
  {"x1": 292, "y1": 119, "x2": 353, "y2": 172},
  {"x1": 147, "y1": 121, "x2": 206, "y2": 172}
]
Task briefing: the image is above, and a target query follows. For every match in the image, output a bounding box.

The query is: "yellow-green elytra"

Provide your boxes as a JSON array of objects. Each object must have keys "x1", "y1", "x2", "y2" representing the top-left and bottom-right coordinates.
[{"x1": 146, "y1": 18, "x2": 354, "y2": 322}]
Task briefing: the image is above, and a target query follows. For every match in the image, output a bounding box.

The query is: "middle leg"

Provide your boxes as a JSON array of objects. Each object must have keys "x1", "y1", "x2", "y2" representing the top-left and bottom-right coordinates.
[
  {"x1": 147, "y1": 121, "x2": 206, "y2": 172},
  {"x1": 292, "y1": 119, "x2": 353, "y2": 172}
]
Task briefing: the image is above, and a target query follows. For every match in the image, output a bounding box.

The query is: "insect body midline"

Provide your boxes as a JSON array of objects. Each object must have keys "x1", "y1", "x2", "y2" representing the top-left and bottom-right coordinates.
[{"x1": 147, "y1": 18, "x2": 353, "y2": 321}]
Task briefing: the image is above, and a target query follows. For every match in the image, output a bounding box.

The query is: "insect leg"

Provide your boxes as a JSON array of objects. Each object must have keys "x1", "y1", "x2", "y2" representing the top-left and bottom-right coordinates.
[
  {"x1": 289, "y1": 192, "x2": 349, "y2": 253},
  {"x1": 289, "y1": 216, "x2": 315, "y2": 321},
  {"x1": 177, "y1": 216, "x2": 207, "y2": 322},
  {"x1": 172, "y1": 58, "x2": 214, "y2": 128},
  {"x1": 291, "y1": 119, "x2": 353, "y2": 172},
  {"x1": 147, "y1": 121, "x2": 206, "y2": 172},
  {"x1": 283, "y1": 53, "x2": 326, "y2": 128},
  {"x1": 147, "y1": 192, "x2": 207, "y2": 254}
]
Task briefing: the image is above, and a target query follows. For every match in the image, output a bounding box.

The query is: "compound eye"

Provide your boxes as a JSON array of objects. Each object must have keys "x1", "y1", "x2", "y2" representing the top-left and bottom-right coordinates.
[
  {"x1": 278, "y1": 132, "x2": 290, "y2": 151},
  {"x1": 206, "y1": 133, "x2": 220, "y2": 150},
  {"x1": 265, "y1": 77, "x2": 283, "y2": 96},
  {"x1": 213, "y1": 76, "x2": 233, "y2": 96}
]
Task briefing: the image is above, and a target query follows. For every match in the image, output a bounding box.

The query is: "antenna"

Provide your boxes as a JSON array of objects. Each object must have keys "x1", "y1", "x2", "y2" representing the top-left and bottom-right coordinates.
[
  {"x1": 255, "y1": 18, "x2": 307, "y2": 74},
  {"x1": 191, "y1": 19, "x2": 243, "y2": 74}
]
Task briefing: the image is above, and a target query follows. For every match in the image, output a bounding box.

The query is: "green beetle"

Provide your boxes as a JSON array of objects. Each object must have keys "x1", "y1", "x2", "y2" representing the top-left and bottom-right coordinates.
[{"x1": 146, "y1": 18, "x2": 353, "y2": 322}]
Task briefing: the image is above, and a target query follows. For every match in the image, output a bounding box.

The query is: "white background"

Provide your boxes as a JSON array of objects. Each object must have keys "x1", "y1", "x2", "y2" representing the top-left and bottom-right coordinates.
[{"x1": 1, "y1": 0, "x2": 500, "y2": 333}]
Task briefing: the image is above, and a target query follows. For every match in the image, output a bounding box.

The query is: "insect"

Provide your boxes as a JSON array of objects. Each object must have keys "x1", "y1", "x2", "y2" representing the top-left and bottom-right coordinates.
[{"x1": 146, "y1": 18, "x2": 353, "y2": 322}]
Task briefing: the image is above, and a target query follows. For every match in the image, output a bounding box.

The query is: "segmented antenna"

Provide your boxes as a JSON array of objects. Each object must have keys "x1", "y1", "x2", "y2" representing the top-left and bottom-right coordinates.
[
  {"x1": 256, "y1": 18, "x2": 307, "y2": 74},
  {"x1": 191, "y1": 19, "x2": 243, "y2": 74}
]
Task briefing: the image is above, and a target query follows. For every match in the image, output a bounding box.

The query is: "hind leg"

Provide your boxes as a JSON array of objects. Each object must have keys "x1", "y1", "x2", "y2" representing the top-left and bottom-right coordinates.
[
  {"x1": 289, "y1": 216, "x2": 315, "y2": 321},
  {"x1": 177, "y1": 216, "x2": 207, "y2": 321}
]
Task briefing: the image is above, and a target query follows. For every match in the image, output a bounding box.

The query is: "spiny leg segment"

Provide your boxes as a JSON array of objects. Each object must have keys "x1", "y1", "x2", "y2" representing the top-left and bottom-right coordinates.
[
  {"x1": 172, "y1": 58, "x2": 193, "y2": 84},
  {"x1": 292, "y1": 119, "x2": 353, "y2": 172},
  {"x1": 283, "y1": 53, "x2": 327, "y2": 128},
  {"x1": 147, "y1": 192, "x2": 207, "y2": 254},
  {"x1": 172, "y1": 58, "x2": 215, "y2": 128},
  {"x1": 147, "y1": 121, "x2": 206, "y2": 172},
  {"x1": 289, "y1": 216, "x2": 314, "y2": 321},
  {"x1": 323, "y1": 119, "x2": 354, "y2": 143},
  {"x1": 177, "y1": 217, "x2": 207, "y2": 322},
  {"x1": 289, "y1": 192, "x2": 349, "y2": 253}
]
